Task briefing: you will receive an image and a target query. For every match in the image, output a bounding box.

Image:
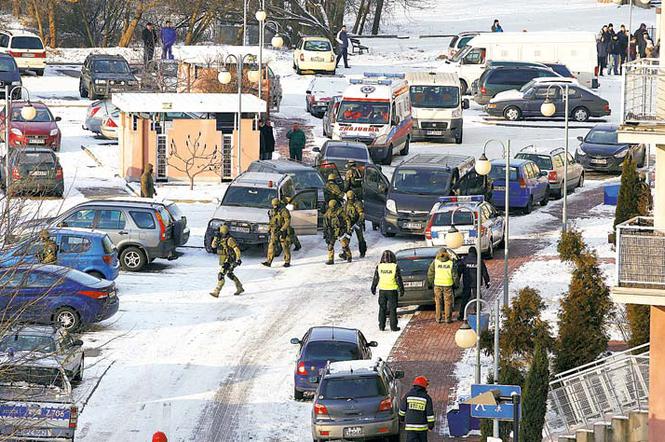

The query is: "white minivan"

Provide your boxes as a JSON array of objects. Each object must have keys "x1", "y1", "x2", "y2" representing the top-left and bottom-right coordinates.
[
  {"x1": 0, "y1": 30, "x2": 46, "y2": 76},
  {"x1": 444, "y1": 32, "x2": 597, "y2": 94},
  {"x1": 405, "y1": 71, "x2": 468, "y2": 144}
]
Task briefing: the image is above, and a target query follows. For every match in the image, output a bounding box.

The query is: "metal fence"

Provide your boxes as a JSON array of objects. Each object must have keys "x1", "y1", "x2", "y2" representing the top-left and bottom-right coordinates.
[
  {"x1": 545, "y1": 344, "x2": 650, "y2": 439},
  {"x1": 616, "y1": 217, "x2": 665, "y2": 289},
  {"x1": 622, "y1": 59, "x2": 665, "y2": 125}
]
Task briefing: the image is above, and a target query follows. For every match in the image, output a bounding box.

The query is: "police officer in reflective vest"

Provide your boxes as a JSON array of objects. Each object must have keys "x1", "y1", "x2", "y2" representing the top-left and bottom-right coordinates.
[
  {"x1": 399, "y1": 376, "x2": 435, "y2": 441},
  {"x1": 427, "y1": 249, "x2": 457, "y2": 324},
  {"x1": 371, "y1": 250, "x2": 405, "y2": 331}
]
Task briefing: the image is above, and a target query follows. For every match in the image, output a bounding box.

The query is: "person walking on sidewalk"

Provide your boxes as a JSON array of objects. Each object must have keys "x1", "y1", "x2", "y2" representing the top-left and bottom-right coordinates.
[
  {"x1": 259, "y1": 119, "x2": 275, "y2": 160},
  {"x1": 371, "y1": 250, "x2": 405, "y2": 331},
  {"x1": 140, "y1": 163, "x2": 157, "y2": 198},
  {"x1": 286, "y1": 122, "x2": 306, "y2": 161},
  {"x1": 209, "y1": 225, "x2": 244, "y2": 297},
  {"x1": 427, "y1": 249, "x2": 457, "y2": 324},
  {"x1": 160, "y1": 21, "x2": 177, "y2": 60},
  {"x1": 335, "y1": 25, "x2": 350, "y2": 69},
  {"x1": 399, "y1": 376, "x2": 435, "y2": 441},
  {"x1": 458, "y1": 247, "x2": 490, "y2": 321}
]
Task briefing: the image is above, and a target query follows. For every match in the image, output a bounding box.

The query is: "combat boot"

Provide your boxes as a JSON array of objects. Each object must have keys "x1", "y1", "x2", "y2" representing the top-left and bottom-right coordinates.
[
  {"x1": 209, "y1": 291, "x2": 219, "y2": 298},
  {"x1": 326, "y1": 248, "x2": 334, "y2": 265},
  {"x1": 232, "y1": 277, "x2": 244, "y2": 296},
  {"x1": 262, "y1": 261, "x2": 272, "y2": 267}
]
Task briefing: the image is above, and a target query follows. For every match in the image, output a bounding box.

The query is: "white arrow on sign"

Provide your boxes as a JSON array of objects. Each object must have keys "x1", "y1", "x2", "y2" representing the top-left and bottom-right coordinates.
[{"x1": 474, "y1": 404, "x2": 486, "y2": 411}]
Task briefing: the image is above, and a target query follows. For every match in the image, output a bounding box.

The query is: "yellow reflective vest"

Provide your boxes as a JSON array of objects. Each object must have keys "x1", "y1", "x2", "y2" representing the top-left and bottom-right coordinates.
[
  {"x1": 434, "y1": 260, "x2": 454, "y2": 286},
  {"x1": 377, "y1": 263, "x2": 399, "y2": 290}
]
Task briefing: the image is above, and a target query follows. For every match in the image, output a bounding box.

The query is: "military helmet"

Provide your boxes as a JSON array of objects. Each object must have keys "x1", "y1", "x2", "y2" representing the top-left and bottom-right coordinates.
[
  {"x1": 347, "y1": 159, "x2": 356, "y2": 166},
  {"x1": 271, "y1": 198, "x2": 280, "y2": 207},
  {"x1": 346, "y1": 190, "x2": 355, "y2": 200},
  {"x1": 639, "y1": 171, "x2": 647, "y2": 180},
  {"x1": 39, "y1": 229, "x2": 50, "y2": 240},
  {"x1": 219, "y1": 225, "x2": 229, "y2": 235},
  {"x1": 327, "y1": 173, "x2": 337, "y2": 181},
  {"x1": 328, "y1": 200, "x2": 338, "y2": 208}
]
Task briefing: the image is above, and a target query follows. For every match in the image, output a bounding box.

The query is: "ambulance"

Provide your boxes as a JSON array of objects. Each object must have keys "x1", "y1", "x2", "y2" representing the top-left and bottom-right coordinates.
[{"x1": 332, "y1": 73, "x2": 412, "y2": 165}]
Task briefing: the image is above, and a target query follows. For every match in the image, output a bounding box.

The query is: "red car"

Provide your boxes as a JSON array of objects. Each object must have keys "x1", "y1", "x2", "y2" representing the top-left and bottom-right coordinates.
[{"x1": 0, "y1": 101, "x2": 62, "y2": 151}]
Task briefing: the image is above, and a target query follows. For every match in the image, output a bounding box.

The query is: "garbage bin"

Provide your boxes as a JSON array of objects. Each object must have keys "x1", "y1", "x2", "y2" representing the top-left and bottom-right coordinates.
[
  {"x1": 467, "y1": 313, "x2": 490, "y2": 334},
  {"x1": 447, "y1": 406, "x2": 470, "y2": 437}
]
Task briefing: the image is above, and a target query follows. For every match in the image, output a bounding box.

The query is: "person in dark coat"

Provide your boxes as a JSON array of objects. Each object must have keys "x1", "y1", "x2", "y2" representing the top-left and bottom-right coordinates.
[
  {"x1": 371, "y1": 250, "x2": 405, "y2": 331},
  {"x1": 140, "y1": 163, "x2": 157, "y2": 198},
  {"x1": 142, "y1": 22, "x2": 159, "y2": 66},
  {"x1": 596, "y1": 32, "x2": 608, "y2": 76},
  {"x1": 160, "y1": 21, "x2": 177, "y2": 60},
  {"x1": 634, "y1": 23, "x2": 649, "y2": 58},
  {"x1": 629, "y1": 36, "x2": 638, "y2": 61},
  {"x1": 286, "y1": 122, "x2": 306, "y2": 161},
  {"x1": 335, "y1": 25, "x2": 350, "y2": 69},
  {"x1": 618, "y1": 25, "x2": 629, "y2": 71},
  {"x1": 491, "y1": 19, "x2": 503, "y2": 32},
  {"x1": 458, "y1": 247, "x2": 490, "y2": 320},
  {"x1": 609, "y1": 31, "x2": 622, "y2": 75},
  {"x1": 259, "y1": 119, "x2": 275, "y2": 160}
]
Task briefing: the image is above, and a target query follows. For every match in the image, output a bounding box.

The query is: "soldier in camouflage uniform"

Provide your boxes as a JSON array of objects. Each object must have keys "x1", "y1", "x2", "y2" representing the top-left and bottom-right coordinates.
[
  {"x1": 344, "y1": 160, "x2": 363, "y2": 200},
  {"x1": 343, "y1": 190, "x2": 367, "y2": 258},
  {"x1": 637, "y1": 172, "x2": 653, "y2": 216},
  {"x1": 323, "y1": 199, "x2": 352, "y2": 265},
  {"x1": 37, "y1": 230, "x2": 58, "y2": 264},
  {"x1": 262, "y1": 198, "x2": 292, "y2": 267},
  {"x1": 324, "y1": 173, "x2": 345, "y2": 206},
  {"x1": 210, "y1": 225, "x2": 244, "y2": 297}
]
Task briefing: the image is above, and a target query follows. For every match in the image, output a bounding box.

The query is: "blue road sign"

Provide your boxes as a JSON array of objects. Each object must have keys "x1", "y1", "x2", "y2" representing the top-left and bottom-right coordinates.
[{"x1": 470, "y1": 384, "x2": 521, "y2": 421}]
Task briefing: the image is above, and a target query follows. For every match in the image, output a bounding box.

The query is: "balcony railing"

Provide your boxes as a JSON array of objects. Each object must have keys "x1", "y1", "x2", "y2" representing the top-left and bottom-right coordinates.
[
  {"x1": 615, "y1": 217, "x2": 665, "y2": 289},
  {"x1": 622, "y1": 59, "x2": 665, "y2": 126}
]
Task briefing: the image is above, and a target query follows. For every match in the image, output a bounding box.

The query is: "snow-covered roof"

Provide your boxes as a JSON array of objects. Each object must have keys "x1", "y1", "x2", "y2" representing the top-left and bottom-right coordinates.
[
  {"x1": 328, "y1": 359, "x2": 381, "y2": 374},
  {"x1": 111, "y1": 93, "x2": 267, "y2": 114},
  {"x1": 405, "y1": 71, "x2": 459, "y2": 87}
]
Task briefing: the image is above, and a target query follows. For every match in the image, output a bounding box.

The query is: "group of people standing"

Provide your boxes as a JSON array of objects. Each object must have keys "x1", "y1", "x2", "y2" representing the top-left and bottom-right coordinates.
[
  {"x1": 142, "y1": 21, "x2": 178, "y2": 66},
  {"x1": 597, "y1": 22, "x2": 656, "y2": 76}
]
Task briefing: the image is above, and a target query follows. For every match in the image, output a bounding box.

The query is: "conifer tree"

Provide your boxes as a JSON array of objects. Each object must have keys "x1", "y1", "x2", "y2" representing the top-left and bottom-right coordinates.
[
  {"x1": 520, "y1": 344, "x2": 550, "y2": 442},
  {"x1": 613, "y1": 154, "x2": 639, "y2": 229}
]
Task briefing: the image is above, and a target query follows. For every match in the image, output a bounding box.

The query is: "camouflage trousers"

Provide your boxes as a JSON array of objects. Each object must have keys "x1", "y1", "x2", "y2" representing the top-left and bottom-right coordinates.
[
  {"x1": 328, "y1": 235, "x2": 351, "y2": 264},
  {"x1": 266, "y1": 231, "x2": 291, "y2": 264},
  {"x1": 289, "y1": 227, "x2": 301, "y2": 250},
  {"x1": 211, "y1": 266, "x2": 243, "y2": 296}
]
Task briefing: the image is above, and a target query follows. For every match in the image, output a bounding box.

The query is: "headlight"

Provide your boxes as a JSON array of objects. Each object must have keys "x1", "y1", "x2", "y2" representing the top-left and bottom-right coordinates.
[
  {"x1": 486, "y1": 103, "x2": 497, "y2": 109},
  {"x1": 49, "y1": 128, "x2": 59, "y2": 136},
  {"x1": 94, "y1": 79, "x2": 106, "y2": 85},
  {"x1": 386, "y1": 199, "x2": 397, "y2": 214},
  {"x1": 373, "y1": 134, "x2": 388, "y2": 146},
  {"x1": 576, "y1": 149, "x2": 586, "y2": 157},
  {"x1": 256, "y1": 224, "x2": 270, "y2": 233},
  {"x1": 128, "y1": 80, "x2": 138, "y2": 86},
  {"x1": 614, "y1": 150, "x2": 628, "y2": 159},
  {"x1": 209, "y1": 220, "x2": 223, "y2": 231},
  {"x1": 10, "y1": 128, "x2": 22, "y2": 136},
  {"x1": 451, "y1": 109, "x2": 462, "y2": 118},
  {"x1": 11, "y1": 81, "x2": 20, "y2": 86}
]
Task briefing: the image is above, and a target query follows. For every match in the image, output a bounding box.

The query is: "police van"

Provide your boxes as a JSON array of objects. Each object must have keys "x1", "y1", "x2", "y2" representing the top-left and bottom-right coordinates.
[
  {"x1": 332, "y1": 73, "x2": 412, "y2": 165},
  {"x1": 405, "y1": 71, "x2": 468, "y2": 144}
]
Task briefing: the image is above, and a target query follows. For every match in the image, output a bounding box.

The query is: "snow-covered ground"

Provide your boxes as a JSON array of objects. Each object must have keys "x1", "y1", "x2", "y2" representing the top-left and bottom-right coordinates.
[{"x1": 0, "y1": 0, "x2": 653, "y2": 440}]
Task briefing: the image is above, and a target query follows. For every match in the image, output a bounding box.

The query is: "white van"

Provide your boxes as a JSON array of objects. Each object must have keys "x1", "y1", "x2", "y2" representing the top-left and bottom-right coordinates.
[
  {"x1": 444, "y1": 32, "x2": 597, "y2": 93},
  {"x1": 405, "y1": 71, "x2": 468, "y2": 144},
  {"x1": 332, "y1": 73, "x2": 412, "y2": 165}
]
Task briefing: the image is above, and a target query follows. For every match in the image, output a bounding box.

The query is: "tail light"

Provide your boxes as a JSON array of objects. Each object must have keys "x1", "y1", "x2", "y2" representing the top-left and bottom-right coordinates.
[
  {"x1": 329, "y1": 54, "x2": 335, "y2": 62},
  {"x1": 378, "y1": 398, "x2": 392, "y2": 412},
  {"x1": 480, "y1": 86, "x2": 486, "y2": 95},
  {"x1": 547, "y1": 171, "x2": 558, "y2": 183},
  {"x1": 89, "y1": 106, "x2": 101, "y2": 117},
  {"x1": 480, "y1": 225, "x2": 487, "y2": 236},
  {"x1": 78, "y1": 290, "x2": 109, "y2": 299},
  {"x1": 105, "y1": 118, "x2": 117, "y2": 128},
  {"x1": 103, "y1": 255, "x2": 113, "y2": 265},
  {"x1": 11, "y1": 167, "x2": 20, "y2": 179},
  {"x1": 155, "y1": 210, "x2": 167, "y2": 241},
  {"x1": 314, "y1": 403, "x2": 329, "y2": 416},
  {"x1": 296, "y1": 361, "x2": 308, "y2": 375},
  {"x1": 594, "y1": 66, "x2": 599, "y2": 76},
  {"x1": 518, "y1": 177, "x2": 527, "y2": 188},
  {"x1": 603, "y1": 103, "x2": 610, "y2": 112},
  {"x1": 299, "y1": 54, "x2": 305, "y2": 61},
  {"x1": 424, "y1": 216, "x2": 434, "y2": 240},
  {"x1": 55, "y1": 168, "x2": 63, "y2": 180},
  {"x1": 68, "y1": 406, "x2": 78, "y2": 429},
  {"x1": 8, "y1": 51, "x2": 22, "y2": 57},
  {"x1": 34, "y1": 51, "x2": 46, "y2": 58}
]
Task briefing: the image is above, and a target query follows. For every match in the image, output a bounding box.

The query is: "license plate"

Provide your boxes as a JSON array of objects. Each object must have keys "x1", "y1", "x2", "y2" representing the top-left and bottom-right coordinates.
[
  {"x1": 29, "y1": 138, "x2": 45, "y2": 144},
  {"x1": 590, "y1": 158, "x2": 607, "y2": 164},
  {"x1": 404, "y1": 281, "x2": 423, "y2": 288},
  {"x1": 17, "y1": 428, "x2": 51, "y2": 437},
  {"x1": 343, "y1": 427, "x2": 363, "y2": 438},
  {"x1": 494, "y1": 186, "x2": 505, "y2": 191},
  {"x1": 309, "y1": 376, "x2": 319, "y2": 383},
  {"x1": 30, "y1": 170, "x2": 47, "y2": 176},
  {"x1": 426, "y1": 130, "x2": 443, "y2": 135},
  {"x1": 22, "y1": 53, "x2": 35, "y2": 58},
  {"x1": 231, "y1": 226, "x2": 250, "y2": 233},
  {"x1": 312, "y1": 57, "x2": 325, "y2": 62},
  {"x1": 403, "y1": 222, "x2": 422, "y2": 229}
]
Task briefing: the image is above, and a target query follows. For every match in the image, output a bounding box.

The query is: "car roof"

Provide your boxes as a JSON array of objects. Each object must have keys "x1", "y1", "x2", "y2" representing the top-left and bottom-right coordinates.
[
  {"x1": 233, "y1": 171, "x2": 287, "y2": 187},
  {"x1": 48, "y1": 227, "x2": 108, "y2": 238},
  {"x1": 405, "y1": 71, "x2": 459, "y2": 87},
  {"x1": 9, "y1": 101, "x2": 49, "y2": 109},
  {"x1": 1, "y1": 30, "x2": 42, "y2": 38},
  {"x1": 106, "y1": 196, "x2": 175, "y2": 206},
  {"x1": 492, "y1": 158, "x2": 531, "y2": 167},
  {"x1": 87, "y1": 54, "x2": 128, "y2": 61},
  {"x1": 327, "y1": 359, "x2": 382, "y2": 376},
  {"x1": 527, "y1": 77, "x2": 576, "y2": 85},
  {"x1": 302, "y1": 36, "x2": 332, "y2": 42},
  {"x1": 251, "y1": 159, "x2": 316, "y2": 172},
  {"x1": 74, "y1": 199, "x2": 163, "y2": 209},
  {"x1": 0, "y1": 264, "x2": 69, "y2": 274},
  {"x1": 307, "y1": 326, "x2": 359, "y2": 343},
  {"x1": 11, "y1": 147, "x2": 56, "y2": 155},
  {"x1": 516, "y1": 145, "x2": 565, "y2": 156},
  {"x1": 433, "y1": 201, "x2": 482, "y2": 212},
  {"x1": 402, "y1": 154, "x2": 473, "y2": 168},
  {"x1": 324, "y1": 140, "x2": 368, "y2": 149},
  {"x1": 5, "y1": 325, "x2": 58, "y2": 336},
  {"x1": 396, "y1": 246, "x2": 440, "y2": 259},
  {"x1": 590, "y1": 123, "x2": 618, "y2": 132}
]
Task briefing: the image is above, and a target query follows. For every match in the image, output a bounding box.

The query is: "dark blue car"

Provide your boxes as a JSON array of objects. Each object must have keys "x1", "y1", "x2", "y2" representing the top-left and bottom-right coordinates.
[
  {"x1": 0, "y1": 265, "x2": 119, "y2": 331},
  {"x1": 575, "y1": 123, "x2": 647, "y2": 173},
  {"x1": 0, "y1": 228, "x2": 120, "y2": 280},
  {"x1": 0, "y1": 54, "x2": 21, "y2": 99},
  {"x1": 290, "y1": 326, "x2": 377, "y2": 400},
  {"x1": 489, "y1": 158, "x2": 550, "y2": 214}
]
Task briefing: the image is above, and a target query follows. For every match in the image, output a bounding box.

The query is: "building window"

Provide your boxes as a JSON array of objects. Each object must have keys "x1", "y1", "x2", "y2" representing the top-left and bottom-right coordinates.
[{"x1": 132, "y1": 115, "x2": 138, "y2": 131}]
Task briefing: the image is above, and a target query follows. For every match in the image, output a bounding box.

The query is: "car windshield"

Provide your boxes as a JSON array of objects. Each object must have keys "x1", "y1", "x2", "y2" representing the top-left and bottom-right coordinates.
[
  {"x1": 66, "y1": 269, "x2": 102, "y2": 285},
  {"x1": 11, "y1": 107, "x2": 52, "y2": 122},
  {"x1": 0, "y1": 58, "x2": 16, "y2": 72},
  {"x1": 515, "y1": 154, "x2": 552, "y2": 170},
  {"x1": 451, "y1": 45, "x2": 471, "y2": 63},
  {"x1": 585, "y1": 129, "x2": 617, "y2": 145},
  {"x1": 410, "y1": 86, "x2": 459, "y2": 109},
  {"x1": 304, "y1": 40, "x2": 332, "y2": 52},
  {"x1": 93, "y1": 60, "x2": 130, "y2": 74},
  {"x1": 320, "y1": 376, "x2": 387, "y2": 399},
  {"x1": 304, "y1": 341, "x2": 360, "y2": 362},
  {"x1": 288, "y1": 171, "x2": 324, "y2": 190},
  {"x1": 166, "y1": 203, "x2": 184, "y2": 220},
  {"x1": 222, "y1": 186, "x2": 277, "y2": 208},
  {"x1": 326, "y1": 145, "x2": 367, "y2": 160},
  {"x1": 0, "y1": 334, "x2": 55, "y2": 353},
  {"x1": 392, "y1": 168, "x2": 452, "y2": 195},
  {"x1": 549, "y1": 64, "x2": 572, "y2": 77},
  {"x1": 17, "y1": 152, "x2": 55, "y2": 164},
  {"x1": 10, "y1": 36, "x2": 43, "y2": 50},
  {"x1": 432, "y1": 210, "x2": 475, "y2": 226},
  {"x1": 337, "y1": 101, "x2": 390, "y2": 125},
  {"x1": 489, "y1": 166, "x2": 519, "y2": 181},
  {"x1": 519, "y1": 80, "x2": 538, "y2": 92},
  {"x1": 2, "y1": 366, "x2": 66, "y2": 388},
  {"x1": 397, "y1": 256, "x2": 435, "y2": 273}
]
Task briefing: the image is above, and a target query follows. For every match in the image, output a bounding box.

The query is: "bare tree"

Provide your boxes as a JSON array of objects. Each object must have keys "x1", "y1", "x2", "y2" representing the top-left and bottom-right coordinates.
[{"x1": 168, "y1": 133, "x2": 220, "y2": 190}]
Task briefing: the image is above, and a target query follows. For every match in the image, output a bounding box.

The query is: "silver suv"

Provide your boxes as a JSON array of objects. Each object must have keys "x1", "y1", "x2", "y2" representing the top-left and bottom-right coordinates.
[
  {"x1": 515, "y1": 145, "x2": 584, "y2": 199},
  {"x1": 312, "y1": 358, "x2": 403, "y2": 441},
  {"x1": 52, "y1": 200, "x2": 178, "y2": 271},
  {"x1": 205, "y1": 172, "x2": 321, "y2": 252}
]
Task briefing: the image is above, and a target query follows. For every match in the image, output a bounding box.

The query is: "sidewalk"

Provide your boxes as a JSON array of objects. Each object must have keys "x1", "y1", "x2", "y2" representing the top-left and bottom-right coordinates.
[{"x1": 388, "y1": 184, "x2": 607, "y2": 441}]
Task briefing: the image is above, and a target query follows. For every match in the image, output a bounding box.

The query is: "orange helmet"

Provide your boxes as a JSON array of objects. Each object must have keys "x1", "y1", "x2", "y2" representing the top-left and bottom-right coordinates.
[{"x1": 413, "y1": 376, "x2": 429, "y2": 388}]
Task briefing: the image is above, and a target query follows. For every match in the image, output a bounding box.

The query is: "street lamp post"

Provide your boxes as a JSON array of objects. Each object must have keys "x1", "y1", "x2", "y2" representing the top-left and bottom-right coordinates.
[
  {"x1": 255, "y1": 9, "x2": 267, "y2": 106},
  {"x1": 541, "y1": 84, "x2": 569, "y2": 232}
]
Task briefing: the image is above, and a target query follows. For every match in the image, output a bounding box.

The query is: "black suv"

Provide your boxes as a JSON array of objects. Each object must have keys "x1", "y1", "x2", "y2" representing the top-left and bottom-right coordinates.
[
  {"x1": 0, "y1": 54, "x2": 21, "y2": 99},
  {"x1": 79, "y1": 54, "x2": 138, "y2": 99},
  {"x1": 0, "y1": 147, "x2": 63, "y2": 197}
]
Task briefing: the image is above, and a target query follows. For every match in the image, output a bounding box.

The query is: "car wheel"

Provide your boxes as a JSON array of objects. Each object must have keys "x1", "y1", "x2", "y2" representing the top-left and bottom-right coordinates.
[
  {"x1": 455, "y1": 127, "x2": 463, "y2": 144},
  {"x1": 120, "y1": 246, "x2": 147, "y2": 272},
  {"x1": 460, "y1": 79, "x2": 468, "y2": 96},
  {"x1": 380, "y1": 220, "x2": 396, "y2": 238},
  {"x1": 540, "y1": 186, "x2": 550, "y2": 206},
  {"x1": 54, "y1": 307, "x2": 80, "y2": 331},
  {"x1": 523, "y1": 196, "x2": 533, "y2": 215},
  {"x1": 504, "y1": 106, "x2": 522, "y2": 121},
  {"x1": 572, "y1": 106, "x2": 590, "y2": 122},
  {"x1": 79, "y1": 80, "x2": 88, "y2": 98},
  {"x1": 384, "y1": 145, "x2": 393, "y2": 165},
  {"x1": 294, "y1": 387, "x2": 304, "y2": 401},
  {"x1": 399, "y1": 136, "x2": 410, "y2": 155},
  {"x1": 35, "y1": 69, "x2": 44, "y2": 77},
  {"x1": 73, "y1": 356, "x2": 84, "y2": 382},
  {"x1": 578, "y1": 172, "x2": 585, "y2": 188},
  {"x1": 87, "y1": 270, "x2": 105, "y2": 280}
]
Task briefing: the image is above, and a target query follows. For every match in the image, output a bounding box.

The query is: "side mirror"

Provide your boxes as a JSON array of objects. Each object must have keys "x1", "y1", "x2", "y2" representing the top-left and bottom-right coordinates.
[
  {"x1": 368, "y1": 340, "x2": 379, "y2": 347},
  {"x1": 312, "y1": 147, "x2": 320, "y2": 153},
  {"x1": 539, "y1": 170, "x2": 548, "y2": 177},
  {"x1": 462, "y1": 99, "x2": 469, "y2": 110},
  {"x1": 55, "y1": 116, "x2": 62, "y2": 122},
  {"x1": 72, "y1": 339, "x2": 83, "y2": 347},
  {"x1": 395, "y1": 370, "x2": 405, "y2": 379},
  {"x1": 290, "y1": 337, "x2": 301, "y2": 345},
  {"x1": 577, "y1": 136, "x2": 584, "y2": 142}
]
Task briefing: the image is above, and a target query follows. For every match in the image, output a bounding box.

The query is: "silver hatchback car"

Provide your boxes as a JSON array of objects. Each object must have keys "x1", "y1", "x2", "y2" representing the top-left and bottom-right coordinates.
[
  {"x1": 312, "y1": 358, "x2": 403, "y2": 441},
  {"x1": 515, "y1": 146, "x2": 584, "y2": 199}
]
